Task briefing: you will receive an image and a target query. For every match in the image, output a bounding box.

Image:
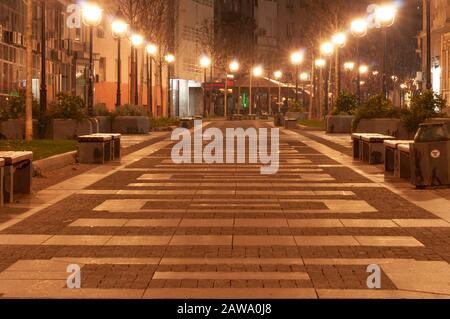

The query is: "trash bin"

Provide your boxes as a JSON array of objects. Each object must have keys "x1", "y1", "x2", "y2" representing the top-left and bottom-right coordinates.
[{"x1": 410, "y1": 122, "x2": 450, "y2": 187}]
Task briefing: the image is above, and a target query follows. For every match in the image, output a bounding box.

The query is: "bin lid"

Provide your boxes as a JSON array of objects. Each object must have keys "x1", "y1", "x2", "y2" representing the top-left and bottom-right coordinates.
[{"x1": 415, "y1": 122, "x2": 450, "y2": 143}]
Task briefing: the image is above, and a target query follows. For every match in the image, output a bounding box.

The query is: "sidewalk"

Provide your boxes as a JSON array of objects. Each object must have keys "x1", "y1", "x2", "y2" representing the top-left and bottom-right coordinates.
[{"x1": 0, "y1": 120, "x2": 449, "y2": 299}]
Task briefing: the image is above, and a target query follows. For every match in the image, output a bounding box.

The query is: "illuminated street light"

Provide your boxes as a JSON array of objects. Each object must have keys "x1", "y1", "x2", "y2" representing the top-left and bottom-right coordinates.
[
  {"x1": 165, "y1": 54, "x2": 175, "y2": 63},
  {"x1": 131, "y1": 34, "x2": 144, "y2": 47},
  {"x1": 359, "y1": 65, "x2": 369, "y2": 74},
  {"x1": 300, "y1": 72, "x2": 309, "y2": 81},
  {"x1": 376, "y1": 4, "x2": 398, "y2": 98},
  {"x1": 351, "y1": 18, "x2": 368, "y2": 100},
  {"x1": 344, "y1": 62, "x2": 355, "y2": 71},
  {"x1": 332, "y1": 33, "x2": 347, "y2": 94},
  {"x1": 130, "y1": 33, "x2": 144, "y2": 105},
  {"x1": 229, "y1": 60, "x2": 240, "y2": 72},
  {"x1": 200, "y1": 56, "x2": 211, "y2": 68},
  {"x1": 253, "y1": 66, "x2": 263, "y2": 77},
  {"x1": 372, "y1": 70, "x2": 379, "y2": 76},
  {"x1": 146, "y1": 43, "x2": 157, "y2": 115},
  {"x1": 165, "y1": 54, "x2": 175, "y2": 117},
  {"x1": 274, "y1": 71, "x2": 283, "y2": 111},
  {"x1": 199, "y1": 56, "x2": 211, "y2": 117},
  {"x1": 291, "y1": 51, "x2": 304, "y2": 102},
  {"x1": 320, "y1": 42, "x2": 334, "y2": 57},
  {"x1": 111, "y1": 10, "x2": 128, "y2": 111},
  {"x1": 315, "y1": 59, "x2": 326, "y2": 68},
  {"x1": 82, "y1": 2, "x2": 103, "y2": 116},
  {"x1": 332, "y1": 33, "x2": 347, "y2": 48}
]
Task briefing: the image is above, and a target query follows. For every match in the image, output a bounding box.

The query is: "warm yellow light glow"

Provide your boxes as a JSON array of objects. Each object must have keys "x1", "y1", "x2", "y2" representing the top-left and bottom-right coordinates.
[
  {"x1": 372, "y1": 70, "x2": 379, "y2": 76},
  {"x1": 274, "y1": 70, "x2": 282, "y2": 79},
  {"x1": 82, "y1": 3, "x2": 103, "y2": 27},
  {"x1": 315, "y1": 59, "x2": 326, "y2": 68},
  {"x1": 300, "y1": 72, "x2": 309, "y2": 81},
  {"x1": 332, "y1": 32, "x2": 347, "y2": 48},
  {"x1": 344, "y1": 62, "x2": 355, "y2": 71},
  {"x1": 165, "y1": 54, "x2": 175, "y2": 63},
  {"x1": 253, "y1": 66, "x2": 263, "y2": 77},
  {"x1": 359, "y1": 65, "x2": 369, "y2": 74},
  {"x1": 320, "y1": 42, "x2": 334, "y2": 56},
  {"x1": 229, "y1": 60, "x2": 240, "y2": 72},
  {"x1": 146, "y1": 44, "x2": 158, "y2": 55},
  {"x1": 131, "y1": 34, "x2": 144, "y2": 47},
  {"x1": 351, "y1": 18, "x2": 368, "y2": 37},
  {"x1": 376, "y1": 4, "x2": 397, "y2": 27},
  {"x1": 290, "y1": 51, "x2": 304, "y2": 65},
  {"x1": 111, "y1": 19, "x2": 128, "y2": 38},
  {"x1": 400, "y1": 83, "x2": 407, "y2": 89},
  {"x1": 200, "y1": 56, "x2": 211, "y2": 68}
]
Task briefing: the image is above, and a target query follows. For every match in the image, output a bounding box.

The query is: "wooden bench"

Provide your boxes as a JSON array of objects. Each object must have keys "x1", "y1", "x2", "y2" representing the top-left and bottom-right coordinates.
[
  {"x1": 92, "y1": 133, "x2": 122, "y2": 160},
  {"x1": 361, "y1": 134, "x2": 396, "y2": 164},
  {"x1": 0, "y1": 158, "x2": 4, "y2": 206},
  {"x1": 0, "y1": 151, "x2": 33, "y2": 204},
  {"x1": 180, "y1": 117, "x2": 194, "y2": 129},
  {"x1": 398, "y1": 143, "x2": 411, "y2": 179},
  {"x1": 284, "y1": 118, "x2": 298, "y2": 129},
  {"x1": 351, "y1": 133, "x2": 384, "y2": 160},
  {"x1": 78, "y1": 135, "x2": 113, "y2": 164},
  {"x1": 384, "y1": 140, "x2": 414, "y2": 173}
]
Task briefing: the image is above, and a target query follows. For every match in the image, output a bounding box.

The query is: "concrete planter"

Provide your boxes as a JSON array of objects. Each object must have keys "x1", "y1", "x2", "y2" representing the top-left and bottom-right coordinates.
[
  {"x1": 49, "y1": 119, "x2": 95, "y2": 140},
  {"x1": 0, "y1": 119, "x2": 39, "y2": 140},
  {"x1": 112, "y1": 116, "x2": 150, "y2": 134},
  {"x1": 326, "y1": 115, "x2": 354, "y2": 134},
  {"x1": 355, "y1": 118, "x2": 411, "y2": 139},
  {"x1": 96, "y1": 116, "x2": 112, "y2": 133}
]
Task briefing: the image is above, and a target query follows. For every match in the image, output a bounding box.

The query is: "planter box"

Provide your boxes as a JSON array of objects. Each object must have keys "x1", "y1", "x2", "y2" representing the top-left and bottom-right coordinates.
[
  {"x1": 326, "y1": 115, "x2": 353, "y2": 134},
  {"x1": 112, "y1": 116, "x2": 149, "y2": 134},
  {"x1": 0, "y1": 119, "x2": 39, "y2": 140},
  {"x1": 49, "y1": 119, "x2": 95, "y2": 140},
  {"x1": 96, "y1": 116, "x2": 112, "y2": 133},
  {"x1": 286, "y1": 112, "x2": 309, "y2": 120},
  {"x1": 355, "y1": 118, "x2": 410, "y2": 139}
]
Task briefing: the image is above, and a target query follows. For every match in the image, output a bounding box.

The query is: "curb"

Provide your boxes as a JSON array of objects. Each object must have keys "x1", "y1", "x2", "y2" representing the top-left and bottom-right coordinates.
[{"x1": 33, "y1": 151, "x2": 77, "y2": 175}]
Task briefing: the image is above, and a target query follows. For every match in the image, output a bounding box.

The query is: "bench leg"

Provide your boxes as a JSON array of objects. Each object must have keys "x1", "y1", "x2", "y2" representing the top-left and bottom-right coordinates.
[
  {"x1": 14, "y1": 160, "x2": 32, "y2": 195},
  {"x1": 78, "y1": 142, "x2": 105, "y2": 164},
  {"x1": 3, "y1": 166, "x2": 14, "y2": 203},
  {"x1": 104, "y1": 141, "x2": 113, "y2": 162},
  {"x1": 0, "y1": 167, "x2": 4, "y2": 206},
  {"x1": 114, "y1": 140, "x2": 121, "y2": 159},
  {"x1": 368, "y1": 143, "x2": 385, "y2": 165}
]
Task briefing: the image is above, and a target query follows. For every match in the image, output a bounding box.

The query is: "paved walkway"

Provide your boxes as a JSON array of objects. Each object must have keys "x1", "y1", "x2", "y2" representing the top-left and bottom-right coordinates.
[{"x1": 0, "y1": 120, "x2": 450, "y2": 299}]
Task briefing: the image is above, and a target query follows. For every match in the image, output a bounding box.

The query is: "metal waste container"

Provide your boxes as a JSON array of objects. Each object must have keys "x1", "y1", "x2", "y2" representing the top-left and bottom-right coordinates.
[
  {"x1": 274, "y1": 113, "x2": 284, "y2": 127},
  {"x1": 410, "y1": 122, "x2": 450, "y2": 187}
]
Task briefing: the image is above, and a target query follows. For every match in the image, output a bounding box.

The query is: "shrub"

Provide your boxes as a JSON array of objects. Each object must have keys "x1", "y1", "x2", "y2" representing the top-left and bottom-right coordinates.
[
  {"x1": 93, "y1": 103, "x2": 112, "y2": 116},
  {"x1": 50, "y1": 92, "x2": 86, "y2": 120},
  {"x1": 114, "y1": 104, "x2": 148, "y2": 117},
  {"x1": 353, "y1": 94, "x2": 400, "y2": 130},
  {"x1": 401, "y1": 90, "x2": 446, "y2": 133},
  {"x1": 331, "y1": 92, "x2": 359, "y2": 116},
  {"x1": 288, "y1": 100, "x2": 305, "y2": 113},
  {"x1": 0, "y1": 92, "x2": 39, "y2": 120},
  {"x1": 150, "y1": 117, "x2": 180, "y2": 128}
]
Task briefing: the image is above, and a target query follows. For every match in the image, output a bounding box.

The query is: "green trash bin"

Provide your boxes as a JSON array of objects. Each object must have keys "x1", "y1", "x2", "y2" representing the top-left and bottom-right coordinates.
[{"x1": 410, "y1": 123, "x2": 450, "y2": 187}]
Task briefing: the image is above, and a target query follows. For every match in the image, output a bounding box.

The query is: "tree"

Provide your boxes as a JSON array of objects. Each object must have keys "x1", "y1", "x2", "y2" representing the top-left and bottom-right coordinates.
[{"x1": 25, "y1": 0, "x2": 33, "y2": 142}]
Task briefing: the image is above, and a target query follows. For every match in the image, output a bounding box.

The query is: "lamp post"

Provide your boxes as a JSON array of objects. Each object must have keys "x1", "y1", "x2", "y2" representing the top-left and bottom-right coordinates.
[
  {"x1": 375, "y1": 4, "x2": 397, "y2": 98},
  {"x1": 111, "y1": 11, "x2": 128, "y2": 112},
  {"x1": 332, "y1": 32, "x2": 347, "y2": 97},
  {"x1": 359, "y1": 64, "x2": 369, "y2": 101},
  {"x1": 320, "y1": 42, "x2": 334, "y2": 116},
  {"x1": 315, "y1": 58, "x2": 326, "y2": 119},
  {"x1": 290, "y1": 51, "x2": 304, "y2": 103},
  {"x1": 228, "y1": 60, "x2": 240, "y2": 116},
  {"x1": 274, "y1": 70, "x2": 282, "y2": 113},
  {"x1": 40, "y1": 0, "x2": 47, "y2": 115},
  {"x1": 130, "y1": 34, "x2": 144, "y2": 106},
  {"x1": 81, "y1": 2, "x2": 103, "y2": 116},
  {"x1": 252, "y1": 66, "x2": 263, "y2": 115},
  {"x1": 146, "y1": 44, "x2": 157, "y2": 115},
  {"x1": 300, "y1": 72, "x2": 309, "y2": 110},
  {"x1": 351, "y1": 18, "x2": 368, "y2": 101},
  {"x1": 200, "y1": 55, "x2": 211, "y2": 117},
  {"x1": 165, "y1": 54, "x2": 175, "y2": 117}
]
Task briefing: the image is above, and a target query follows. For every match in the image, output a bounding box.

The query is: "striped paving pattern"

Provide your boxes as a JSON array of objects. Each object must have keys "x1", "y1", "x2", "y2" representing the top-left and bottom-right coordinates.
[{"x1": 0, "y1": 120, "x2": 450, "y2": 299}]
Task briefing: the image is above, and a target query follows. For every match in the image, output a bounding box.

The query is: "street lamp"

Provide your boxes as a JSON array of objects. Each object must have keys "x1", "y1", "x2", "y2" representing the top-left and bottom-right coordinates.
[
  {"x1": 290, "y1": 51, "x2": 304, "y2": 103},
  {"x1": 300, "y1": 72, "x2": 309, "y2": 109},
  {"x1": 130, "y1": 33, "x2": 144, "y2": 106},
  {"x1": 200, "y1": 55, "x2": 211, "y2": 117},
  {"x1": 359, "y1": 65, "x2": 369, "y2": 75},
  {"x1": 344, "y1": 62, "x2": 355, "y2": 71},
  {"x1": 146, "y1": 43, "x2": 157, "y2": 115},
  {"x1": 111, "y1": 11, "x2": 128, "y2": 111},
  {"x1": 320, "y1": 42, "x2": 334, "y2": 116},
  {"x1": 376, "y1": 4, "x2": 397, "y2": 98},
  {"x1": 252, "y1": 66, "x2": 263, "y2": 115},
  {"x1": 165, "y1": 54, "x2": 175, "y2": 117},
  {"x1": 274, "y1": 70, "x2": 283, "y2": 112},
  {"x1": 226, "y1": 60, "x2": 239, "y2": 117},
  {"x1": 81, "y1": 2, "x2": 103, "y2": 116},
  {"x1": 332, "y1": 32, "x2": 347, "y2": 95},
  {"x1": 351, "y1": 18, "x2": 368, "y2": 100},
  {"x1": 315, "y1": 59, "x2": 326, "y2": 119}
]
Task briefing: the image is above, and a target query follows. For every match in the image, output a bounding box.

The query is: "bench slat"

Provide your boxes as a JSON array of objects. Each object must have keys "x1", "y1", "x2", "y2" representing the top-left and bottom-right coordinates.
[
  {"x1": 398, "y1": 144, "x2": 411, "y2": 153},
  {"x1": 384, "y1": 140, "x2": 414, "y2": 148},
  {"x1": 78, "y1": 135, "x2": 112, "y2": 142},
  {"x1": 0, "y1": 151, "x2": 33, "y2": 165}
]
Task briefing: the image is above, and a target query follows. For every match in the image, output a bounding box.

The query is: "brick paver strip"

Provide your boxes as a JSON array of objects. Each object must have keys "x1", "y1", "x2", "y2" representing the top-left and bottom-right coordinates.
[{"x1": 0, "y1": 120, "x2": 450, "y2": 298}]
